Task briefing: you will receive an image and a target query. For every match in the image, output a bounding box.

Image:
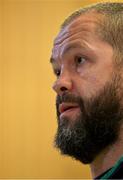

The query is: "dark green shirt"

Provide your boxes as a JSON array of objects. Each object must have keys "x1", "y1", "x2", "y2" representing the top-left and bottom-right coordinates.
[{"x1": 95, "y1": 156, "x2": 123, "y2": 179}]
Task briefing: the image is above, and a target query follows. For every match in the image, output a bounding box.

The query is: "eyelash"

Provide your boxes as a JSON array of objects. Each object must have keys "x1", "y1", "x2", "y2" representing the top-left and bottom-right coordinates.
[
  {"x1": 54, "y1": 69, "x2": 61, "y2": 77},
  {"x1": 75, "y1": 56, "x2": 87, "y2": 66}
]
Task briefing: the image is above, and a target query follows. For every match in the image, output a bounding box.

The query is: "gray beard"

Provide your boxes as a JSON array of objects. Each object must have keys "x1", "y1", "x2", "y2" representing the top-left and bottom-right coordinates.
[{"x1": 54, "y1": 74, "x2": 123, "y2": 164}]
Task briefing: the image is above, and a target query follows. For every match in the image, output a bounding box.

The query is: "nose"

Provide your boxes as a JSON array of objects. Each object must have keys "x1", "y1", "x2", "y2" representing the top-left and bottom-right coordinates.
[{"x1": 52, "y1": 73, "x2": 73, "y2": 95}]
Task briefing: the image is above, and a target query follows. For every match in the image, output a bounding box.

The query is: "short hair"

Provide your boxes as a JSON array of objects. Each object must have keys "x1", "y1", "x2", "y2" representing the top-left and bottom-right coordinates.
[{"x1": 61, "y1": 2, "x2": 123, "y2": 65}]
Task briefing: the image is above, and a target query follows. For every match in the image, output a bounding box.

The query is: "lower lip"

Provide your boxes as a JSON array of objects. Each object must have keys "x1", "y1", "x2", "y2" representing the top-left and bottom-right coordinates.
[{"x1": 60, "y1": 107, "x2": 80, "y2": 119}]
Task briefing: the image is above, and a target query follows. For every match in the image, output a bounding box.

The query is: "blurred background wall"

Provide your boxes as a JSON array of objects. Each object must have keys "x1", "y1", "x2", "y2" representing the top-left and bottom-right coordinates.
[{"x1": 0, "y1": 0, "x2": 122, "y2": 179}]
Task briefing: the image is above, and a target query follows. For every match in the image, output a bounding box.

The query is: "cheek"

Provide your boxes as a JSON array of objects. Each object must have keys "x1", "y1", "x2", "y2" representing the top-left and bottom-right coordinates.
[
  {"x1": 77, "y1": 68, "x2": 98, "y2": 86},
  {"x1": 75, "y1": 72, "x2": 103, "y2": 98}
]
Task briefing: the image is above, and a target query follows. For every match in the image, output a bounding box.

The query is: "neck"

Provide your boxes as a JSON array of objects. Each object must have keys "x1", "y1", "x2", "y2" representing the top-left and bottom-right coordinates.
[{"x1": 90, "y1": 130, "x2": 123, "y2": 179}]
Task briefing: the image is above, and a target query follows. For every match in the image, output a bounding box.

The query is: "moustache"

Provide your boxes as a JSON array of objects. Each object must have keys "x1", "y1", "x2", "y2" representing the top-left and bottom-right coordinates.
[{"x1": 56, "y1": 93, "x2": 83, "y2": 106}]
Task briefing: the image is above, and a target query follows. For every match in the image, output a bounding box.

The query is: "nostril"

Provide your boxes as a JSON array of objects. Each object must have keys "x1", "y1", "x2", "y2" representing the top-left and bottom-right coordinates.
[{"x1": 60, "y1": 86, "x2": 68, "y2": 91}]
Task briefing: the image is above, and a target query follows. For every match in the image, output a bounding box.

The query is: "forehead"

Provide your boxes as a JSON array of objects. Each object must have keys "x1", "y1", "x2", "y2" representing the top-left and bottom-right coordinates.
[
  {"x1": 56, "y1": 12, "x2": 100, "y2": 40},
  {"x1": 51, "y1": 12, "x2": 103, "y2": 62}
]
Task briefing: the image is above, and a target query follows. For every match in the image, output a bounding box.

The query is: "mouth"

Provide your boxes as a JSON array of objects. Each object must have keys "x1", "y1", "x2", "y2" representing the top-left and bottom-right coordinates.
[{"x1": 59, "y1": 102, "x2": 80, "y2": 118}]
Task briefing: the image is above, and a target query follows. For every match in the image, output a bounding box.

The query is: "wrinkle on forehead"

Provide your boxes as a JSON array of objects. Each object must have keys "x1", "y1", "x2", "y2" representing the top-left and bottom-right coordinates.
[
  {"x1": 54, "y1": 24, "x2": 95, "y2": 46},
  {"x1": 52, "y1": 12, "x2": 103, "y2": 62},
  {"x1": 54, "y1": 15, "x2": 102, "y2": 47}
]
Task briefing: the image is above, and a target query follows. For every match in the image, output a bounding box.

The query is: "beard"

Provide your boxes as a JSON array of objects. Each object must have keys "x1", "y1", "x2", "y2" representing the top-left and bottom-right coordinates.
[{"x1": 54, "y1": 73, "x2": 123, "y2": 164}]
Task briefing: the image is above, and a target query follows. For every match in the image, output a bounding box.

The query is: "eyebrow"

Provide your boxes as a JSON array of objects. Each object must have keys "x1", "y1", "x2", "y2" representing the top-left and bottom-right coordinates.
[{"x1": 50, "y1": 43, "x2": 90, "y2": 64}]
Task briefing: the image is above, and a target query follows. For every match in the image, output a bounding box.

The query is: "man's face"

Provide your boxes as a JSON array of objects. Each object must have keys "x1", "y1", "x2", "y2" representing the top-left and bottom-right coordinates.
[{"x1": 50, "y1": 13, "x2": 123, "y2": 163}]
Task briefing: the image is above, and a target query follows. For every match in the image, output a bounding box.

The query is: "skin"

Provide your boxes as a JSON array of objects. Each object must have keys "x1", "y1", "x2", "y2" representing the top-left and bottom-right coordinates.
[{"x1": 51, "y1": 12, "x2": 123, "y2": 178}]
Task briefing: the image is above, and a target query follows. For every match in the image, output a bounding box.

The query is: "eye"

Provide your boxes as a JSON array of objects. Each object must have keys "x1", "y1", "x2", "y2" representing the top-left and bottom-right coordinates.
[
  {"x1": 75, "y1": 56, "x2": 86, "y2": 65},
  {"x1": 54, "y1": 69, "x2": 61, "y2": 77}
]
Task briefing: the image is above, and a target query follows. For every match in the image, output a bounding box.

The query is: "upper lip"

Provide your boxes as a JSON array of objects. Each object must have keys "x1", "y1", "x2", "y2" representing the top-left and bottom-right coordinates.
[{"x1": 59, "y1": 102, "x2": 79, "y2": 113}]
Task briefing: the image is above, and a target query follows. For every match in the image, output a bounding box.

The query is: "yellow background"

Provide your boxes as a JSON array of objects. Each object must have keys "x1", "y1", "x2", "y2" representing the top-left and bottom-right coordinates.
[{"x1": 0, "y1": 0, "x2": 122, "y2": 179}]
